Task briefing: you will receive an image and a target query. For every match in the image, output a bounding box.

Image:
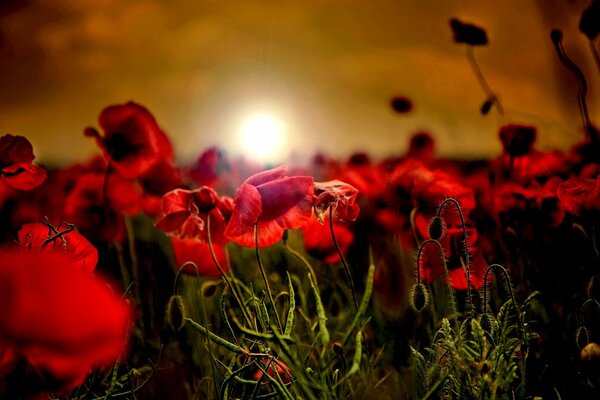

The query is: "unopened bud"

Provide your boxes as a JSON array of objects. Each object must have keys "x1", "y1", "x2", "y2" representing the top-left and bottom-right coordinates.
[
  {"x1": 409, "y1": 283, "x2": 430, "y2": 312},
  {"x1": 166, "y1": 295, "x2": 187, "y2": 332},
  {"x1": 428, "y1": 216, "x2": 444, "y2": 240}
]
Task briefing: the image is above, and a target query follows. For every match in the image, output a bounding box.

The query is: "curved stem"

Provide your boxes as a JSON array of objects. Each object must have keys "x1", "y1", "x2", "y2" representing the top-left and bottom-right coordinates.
[
  {"x1": 483, "y1": 264, "x2": 524, "y2": 339},
  {"x1": 416, "y1": 239, "x2": 458, "y2": 321},
  {"x1": 329, "y1": 207, "x2": 358, "y2": 311},
  {"x1": 551, "y1": 30, "x2": 597, "y2": 146},
  {"x1": 206, "y1": 213, "x2": 253, "y2": 325},
  {"x1": 590, "y1": 39, "x2": 600, "y2": 75},
  {"x1": 437, "y1": 198, "x2": 475, "y2": 318},
  {"x1": 466, "y1": 46, "x2": 504, "y2": 117},
  {"x1": 580, "y1": 298, "x2": 600, "y2": 328},
  {"x1": 254, "y1": 223, "x2": 283, "y2": 333}
]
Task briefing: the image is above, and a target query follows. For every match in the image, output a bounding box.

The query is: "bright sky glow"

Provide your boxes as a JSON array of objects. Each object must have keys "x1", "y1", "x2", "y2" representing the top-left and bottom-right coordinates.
[{"x1": 239, "y1": 113, "x2": 287, "y2": 163}]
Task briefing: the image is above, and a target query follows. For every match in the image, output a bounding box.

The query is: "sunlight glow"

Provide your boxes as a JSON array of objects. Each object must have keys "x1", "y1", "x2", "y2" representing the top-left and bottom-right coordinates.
[{"x1": 239, "y1": 113, "x2": 287, "y2": 162}]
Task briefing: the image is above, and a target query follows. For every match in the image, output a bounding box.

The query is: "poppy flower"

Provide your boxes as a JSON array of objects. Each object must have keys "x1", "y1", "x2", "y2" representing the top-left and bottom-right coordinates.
[
  {"x1": 301, "y1": 217, "x2": 354, "y2": 265},
  {"x1": 313, "y1": 180, "x2": 360, "y2": 223},
  {"x1": 449, "y1": 18, "x2": 488, "y2": 46},
  {"x1": 17, "y1": 222, "x2": 98, "y2": 274},
  {"x1": 170, "y1": 237, "x2": 227, "y2": 277},
  {"x1": 84, "y1": 102, "x2": 173, "y2": 179},
  {"x1": 407, "y1": 131, "x2": 435, "y2": 163},
  {"x1": 0, "y1": 134, "x2": 47, "y2": 190},
  {"x1": 499, "y1": 124, "x2": 537, "y2": 158},
  {"x1": 63, "y1": 173, "x2": 127, "y2": 243},
  {"x1": 557, "y1": 176, "x2": 600, "y2": 216},
  {"x1": 252, "y1": 359, "x2": 292, "y2": 384},
  {"x1": 137, "y1": 160, "x2": 182, "y2": 217},
  {"x1": 155, "y1": 187, "x2": 230, "y2": 244},
  {"x1": 580, "y1": 0, "x2": 600, "y2": 40},
  {"x1": 224, "y1": 165, "x2": 314, "y2": 247},
  {"x1": 187, "y1": 146, "x2": 229, "y2": 187},
  {"x1": 0, "y1": 251, "x2": 131, "y2": 394}
]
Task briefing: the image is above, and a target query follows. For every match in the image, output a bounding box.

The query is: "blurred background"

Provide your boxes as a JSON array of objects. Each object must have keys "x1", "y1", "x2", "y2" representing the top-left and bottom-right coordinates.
[{"x1": 0, "y1": 0, "x2": 598, "y2": 165}]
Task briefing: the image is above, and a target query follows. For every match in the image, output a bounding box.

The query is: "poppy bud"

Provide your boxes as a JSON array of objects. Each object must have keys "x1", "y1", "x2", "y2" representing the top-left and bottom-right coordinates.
[
  {"x1": 390, "y1": 96, "x2": 413, "y2": 114},
  {"x1": 192, "y1": 186, "x2": 219, "y2": 213},
  {"x1": 580, "y1": 1, "x2": 600, "y2": 41},
  {"x1": 576, "y1": 326, "x2": 590, "y2": 350},
  {"x1": 166, "y1": 295, "x2": 187, "y2": 332},
  {"x1": 409, "y1": 283, "x2": 430, "y2": 312},
  {"x1": 428, "y1": 216, "x2": 444, "y2": 240},
  {"x1": 479, "y1": 313, "x2": 494, "y2": 335},
  {"x1": 480, "y1": 97, "x2": 494, "y2": 115}
]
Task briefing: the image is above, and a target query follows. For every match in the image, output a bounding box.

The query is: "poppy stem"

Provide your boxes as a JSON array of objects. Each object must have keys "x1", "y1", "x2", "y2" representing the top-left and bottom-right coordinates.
[
  {"x1": 206, "y1": 213, "x2": 253, "y2": 326},
  {"x1": 436, "y1": 198, "x2": 475, "y2": 319},
  {"x1": 254, "y1": 223, "x2": 284, "y2": 333},
  {"x1": 483, "y1": 264, "x2": 524, "y2": 341},
  {"x1": 579, "y1": 298, "x2": 600, "y2": 329},
  {"x1": 551, "y1": 30, "x2": 598, "y2": 147},
  {"x1": 590, "y1": 40, "x2": 600, "y2": 75},
  {"x1": 465, "y1": 46, "x2": 504, "y2": 117},
  {"x1": 329, "y1": 206, "x2": 358, "y2": 311},
  {"x1": 416, "y1": 239, "x2": 458, "y2": 322}
]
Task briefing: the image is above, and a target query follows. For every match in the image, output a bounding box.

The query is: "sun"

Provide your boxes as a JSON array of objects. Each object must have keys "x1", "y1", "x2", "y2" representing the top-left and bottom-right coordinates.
[{"x1": 239, "y1": 112, "x2": 287, "y2": 163}]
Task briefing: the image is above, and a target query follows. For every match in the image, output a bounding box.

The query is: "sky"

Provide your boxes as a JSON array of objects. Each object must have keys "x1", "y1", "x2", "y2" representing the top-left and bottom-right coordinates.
[{"x1": 0, "y1": 0, "x2": 598, "y2": 165}]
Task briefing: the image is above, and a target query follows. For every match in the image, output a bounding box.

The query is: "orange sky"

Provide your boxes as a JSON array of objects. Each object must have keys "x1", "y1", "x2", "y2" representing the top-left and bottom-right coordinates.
[{"x1": 0, "y1": 0, "x2": 598, "y2": 165}]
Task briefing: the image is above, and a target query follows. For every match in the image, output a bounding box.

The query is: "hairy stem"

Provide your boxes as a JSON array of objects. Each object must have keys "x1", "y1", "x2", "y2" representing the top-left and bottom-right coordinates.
[
  {"x1": 254, "y1": 223, "x2": 283, "y2": 333},
  {"x1": 329, "y1": 206, "x2": 358, "y2": 311}
]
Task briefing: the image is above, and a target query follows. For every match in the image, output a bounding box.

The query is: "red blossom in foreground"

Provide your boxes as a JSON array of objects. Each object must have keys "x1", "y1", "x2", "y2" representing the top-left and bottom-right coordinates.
[
  {"x1": 225, "y1": 165, "x2": 314, "y2": 247},
  {"x1": 17, "y1": 222, "x2": 98, "y2": 274},
  {"x1": 301, "y1": 217, "x2": 354, "y2": 265},
  {"x1": 313, "y1": 180, "x2": 359, "y2": 223},
  {"x1": 155, "y1": 187, "x2": 231, "y2": 244},
  {"x1": 0, "y1": 134, "x2": 47, "y2": 190},
  {"x1": 85, "y1": 102, "x2": 173, "y2": 179},
  {"x1": 170, "y1": 237, "x2": 227, "y2": 277},
  {"x1": 557, "y1": 176, "x2": 600, "y2": 216},
  {"x1": 0, "y1": 251, "x2": 131, "y2": 394}
]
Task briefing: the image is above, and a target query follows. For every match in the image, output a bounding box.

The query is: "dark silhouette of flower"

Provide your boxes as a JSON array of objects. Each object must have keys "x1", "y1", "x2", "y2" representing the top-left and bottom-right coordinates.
[
  {"x1": 17, "y1": 222, "x2": 98, "y2": 274},
  {"x1": 499, "y1": 124, "x2": 537, "y2": 158},
  {"x1": 224, "y1": 165, "x2": 314, "y2": 247},
  {"x1": 85, "y1": 102, "x2": 173, "y2": 179},
  {"x1": 301, "y1": 216, "x2": 354, "y2": 265},
  {"x1": 313, "y1": 180, "x2": 359, "y2": 223},
  {"x1": 390, "y1": 96, "x2": 413, "y2": 113},
  {"x1": 580, "y1": 0, "x2": 600, "y2": 40},
  {"x1": 0, "y1": 251, "x2": 131, "y2": 394},
  {"x1": 170, "y1": 237, "x2": 227, "y2": 277},
  {"x1": 0, "y1": 134, "x2": 46, "y2": 190},
  {"x1": 449, "y1": 18, "x2": 488, "y2": 46},
  {"x1": 155, "y1": 187, "x2": 230, "y2": 244}
]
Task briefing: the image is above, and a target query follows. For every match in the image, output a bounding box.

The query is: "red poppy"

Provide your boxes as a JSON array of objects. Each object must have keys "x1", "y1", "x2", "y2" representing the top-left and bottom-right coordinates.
[
  {"x1": 499, "y1": 124, "x2": 537, "y2": 158},
  {"x1": 449, "y1": 18, "x2": 488, "y2": 46},
  {"x1": 187, "y1": 146, "x2": 227, "y2": 187},
  {"x1": 224, "y1": 165, "x2": 314, "y2": 247},
  {"x1": 63, "y1": 173, "x2": 127, "y2": 242},
  {"x1": 0, "y1": 134, "x2": 47, "y2": 190},
  {"x1": 155, "y1": 187, "x2": 230, "y2": 244},
  {"x1": 137, "y1": 160, "x2": 182, "y2": 217},
  {"x1": 252, "y1": 359, "x2": 292, "y2": 384},
  {"x1": 313, "y1": 180, "x2": 359, "y2": 223},
  {"x1": 407, "y1": 131, "x2": 435, "y2": 163},
  {"x1": 0, "y1": 251, "x2": 131, "y2": 393},
  {"x1": 170, "y1": 237, "x2": 227, "y2": 277},
  {"x1": 17, "y1": 222, "x2": 98, "y2": 274},
  {"x1": 557, "y1": 176, "x2": 600, "y2": 216},
  {"x1": 85, "y1": 102, "x2": 173, "y2": 179},
  {"x1": 301, "y1": 217, "x2": 354, "y2": 265}
]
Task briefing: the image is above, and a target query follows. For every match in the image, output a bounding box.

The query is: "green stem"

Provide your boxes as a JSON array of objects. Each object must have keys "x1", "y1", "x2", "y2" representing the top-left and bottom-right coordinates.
[
  {"x1": 254, "y1": 223, "x2": 283, "y2": 333},
  {"x1": 483, "y1": 264, "x2": 524, "y2": 340},
  {"x1": 329, "y1": 206, "x2": 358, "y2": 311},
  {"x1": 206, "y1": 213, "x2": 253, "y2": 326},
  {"x1": 437, "y1": 198, "x2": 475, "y2": 318}
]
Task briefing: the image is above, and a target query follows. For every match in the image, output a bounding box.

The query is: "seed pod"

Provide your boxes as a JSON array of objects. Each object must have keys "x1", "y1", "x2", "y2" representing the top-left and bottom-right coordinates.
[
  {"x1": 428, "y1": 216, "x2": 444, "y2": 240},
  {"x1": 166, "y1": 295, "x2": 187, "y2": 332},
  {"x1": 576, "y1": 326, "x2": 590, "y2": 350},
  {"x1": 409, "y1": 283, "x2": 430, "y2": 312}
]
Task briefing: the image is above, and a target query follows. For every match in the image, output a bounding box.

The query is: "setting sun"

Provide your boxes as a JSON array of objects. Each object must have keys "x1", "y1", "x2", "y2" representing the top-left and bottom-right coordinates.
[{"x1": 239, "y1": 112, "x2": 287, "y2": 163}]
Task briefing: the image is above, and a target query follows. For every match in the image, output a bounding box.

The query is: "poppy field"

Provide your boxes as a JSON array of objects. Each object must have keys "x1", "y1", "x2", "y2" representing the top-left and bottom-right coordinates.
[{"x1": 1, "y1": 5, "x2": 600, "y2": 400}]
